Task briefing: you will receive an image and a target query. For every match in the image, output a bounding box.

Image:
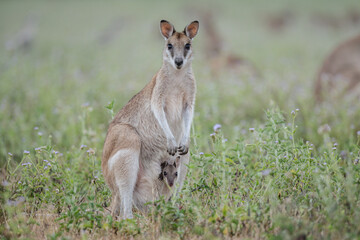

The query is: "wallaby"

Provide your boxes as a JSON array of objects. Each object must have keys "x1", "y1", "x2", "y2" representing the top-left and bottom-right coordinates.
[
  {"x1": 158, "y1": 155, "x2": 180, "y2": 189},
  {"x1": 315, "y1": 34, "x2": 360, "y2": 102},
  {"x1": 130, "y1": 155, "x2": 180, "y2": 213},
  {"x1": 102, "y1": 20, "x2": 199, "y2": 219}
]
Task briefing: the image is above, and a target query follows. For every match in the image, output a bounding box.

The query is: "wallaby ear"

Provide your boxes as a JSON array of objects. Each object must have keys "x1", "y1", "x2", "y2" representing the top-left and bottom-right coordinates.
[
  {"x1": 174, "y1": 156, "x2": 181, "y2": 167},
  {"x1": 160, "y1": 20, "x2": 175, "y2": 39},
  {"x1": 184, "y1": 20, "x2": 199, "y2": 39},
  {"x1": 160, "y1": 161, "x2": 167, "y2": 170}
]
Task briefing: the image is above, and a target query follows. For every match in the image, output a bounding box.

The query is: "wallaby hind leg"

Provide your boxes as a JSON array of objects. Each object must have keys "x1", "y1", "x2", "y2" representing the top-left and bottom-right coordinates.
[
  {"x1": 110, "y1": 193, "x2": 120, "y2": 217},
  {"x1": 107, "y1": 124, "x2": 141, "y2": 219},
  {"x1": 176, "y1": 153, "x2": 190, "y2": 195}
]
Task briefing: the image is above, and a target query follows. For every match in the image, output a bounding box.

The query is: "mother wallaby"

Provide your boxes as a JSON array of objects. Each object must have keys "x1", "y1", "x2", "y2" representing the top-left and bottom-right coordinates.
[{"x1": 102, "y1": 20, "x2": 199, "y2": 219}]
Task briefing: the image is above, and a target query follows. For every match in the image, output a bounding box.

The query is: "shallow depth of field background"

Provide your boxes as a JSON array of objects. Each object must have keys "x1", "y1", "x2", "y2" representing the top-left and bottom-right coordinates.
[{"x1": 1, "y1": 0, "x2": 360, "y2": 239}]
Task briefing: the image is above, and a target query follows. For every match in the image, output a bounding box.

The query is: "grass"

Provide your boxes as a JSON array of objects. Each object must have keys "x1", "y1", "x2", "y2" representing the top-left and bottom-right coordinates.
[{"x1": 1, "y1": 0, "x2": 360, "y2": 239}]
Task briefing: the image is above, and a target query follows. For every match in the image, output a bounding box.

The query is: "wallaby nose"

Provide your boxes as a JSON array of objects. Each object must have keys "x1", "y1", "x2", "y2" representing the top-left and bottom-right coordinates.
[
  {"x1": 175, "y1": 58, "x2": 183, "y2": 67},
  {"x1": 169, "y1": 182, "x2": 174, "y2": 187}
]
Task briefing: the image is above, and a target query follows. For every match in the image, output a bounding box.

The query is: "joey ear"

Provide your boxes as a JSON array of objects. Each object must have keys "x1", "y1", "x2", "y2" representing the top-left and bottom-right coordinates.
[
  {"x1": 160, "y1": 20, "x2": 175, "y2": 39},
  {"x1": 175, "y1": 156, "x2": 181, "y2": 167},
  {"x1": 184, "y1": 20, "x2": 199, "y2": 39},
  {"x1": 160, "y1": 161, "x2": 167, "y2": 169}
]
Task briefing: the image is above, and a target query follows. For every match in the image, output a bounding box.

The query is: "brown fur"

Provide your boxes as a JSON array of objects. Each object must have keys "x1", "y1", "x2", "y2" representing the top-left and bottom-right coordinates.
[
  {"x1": 102, "y1": 20, "x2": 199, "y2": 219},
  {"x1": 315, "y1": 34, "x2": 360, "y2": 102}
]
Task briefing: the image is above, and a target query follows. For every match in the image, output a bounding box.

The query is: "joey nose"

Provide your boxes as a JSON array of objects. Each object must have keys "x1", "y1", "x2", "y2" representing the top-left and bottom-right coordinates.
[{"x1": 175, "y1": 58, "x2": 183, "y2": 67}]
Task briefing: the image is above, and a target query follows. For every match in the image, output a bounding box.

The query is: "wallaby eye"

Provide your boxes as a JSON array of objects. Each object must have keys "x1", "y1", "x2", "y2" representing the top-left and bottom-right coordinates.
[
  {"x1": 164, "y1": 171, "x2": 167, "y2": 176},
  {"x1": 185, "y1": 43, "x2": 191, "y2": 50},
  {"x1": 167, "y1": 44, "x2": 173, "y2": 50},
  {"x1": 175, "y1": 172, "x2": 178, "y2": 177}
]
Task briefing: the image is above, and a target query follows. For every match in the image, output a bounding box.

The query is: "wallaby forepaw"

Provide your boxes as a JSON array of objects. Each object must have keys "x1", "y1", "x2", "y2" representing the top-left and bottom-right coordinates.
[
  {"x1": 178, "y1": 145, "x2": 189, "y2": 155},
  {"x1": 167, "y1": 146, "x2": 177, "y2": 156},
  {"x1": 167, "y1": 138, "x2": 178, "y2": 156}
]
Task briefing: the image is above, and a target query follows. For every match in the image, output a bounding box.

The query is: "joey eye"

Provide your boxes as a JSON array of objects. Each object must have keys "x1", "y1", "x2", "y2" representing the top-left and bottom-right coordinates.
[
  {"x1": 185, "y1": 43, "x2": 191, "y2": 50},
  {"x1": 175, "y1": 172, "x2": 178, "y2": 177},
  {"x1": 167, "y1": 44, "x2": 173, "y2": 50},
  {"x1": 164, "y1": 171, "x2": 167, "y2": 176}
]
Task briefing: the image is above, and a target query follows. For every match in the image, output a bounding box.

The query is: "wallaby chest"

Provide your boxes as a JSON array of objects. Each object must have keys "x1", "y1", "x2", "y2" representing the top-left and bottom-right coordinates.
[{"x1": 163, "y1": 75, "x2": 194, "y2": 141}]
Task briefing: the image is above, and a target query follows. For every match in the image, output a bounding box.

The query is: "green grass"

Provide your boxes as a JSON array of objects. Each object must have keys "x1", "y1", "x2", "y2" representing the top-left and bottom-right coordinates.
[{"x1": 1, "y1": 0, "x2": 360, "y2": 239}]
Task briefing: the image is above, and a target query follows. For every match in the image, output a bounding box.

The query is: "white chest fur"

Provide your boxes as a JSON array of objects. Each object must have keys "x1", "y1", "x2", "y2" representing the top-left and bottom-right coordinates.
[{"x1": 163, "y1": 74, "x2": 191, "y2": 142}]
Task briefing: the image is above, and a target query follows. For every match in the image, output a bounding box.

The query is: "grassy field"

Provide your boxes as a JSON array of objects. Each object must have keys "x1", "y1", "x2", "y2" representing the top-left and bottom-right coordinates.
[{"x1": 1, "y1": 0, "x2": 360, "y2": 239}]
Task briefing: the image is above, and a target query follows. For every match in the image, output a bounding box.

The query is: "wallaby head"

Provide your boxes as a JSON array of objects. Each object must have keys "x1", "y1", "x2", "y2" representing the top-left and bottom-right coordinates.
[
  {"x1": 160, "y1": 20, "x2": 199, "y2": 70},
  {"x1": 159, "y1": 156, "x2": 181, "y2": 187}
]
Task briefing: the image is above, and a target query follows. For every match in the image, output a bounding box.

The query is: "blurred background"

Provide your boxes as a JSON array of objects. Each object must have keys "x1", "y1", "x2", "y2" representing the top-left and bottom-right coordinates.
[{"x1": 1, "y1": 0, "x2": 360, "y2": 166}]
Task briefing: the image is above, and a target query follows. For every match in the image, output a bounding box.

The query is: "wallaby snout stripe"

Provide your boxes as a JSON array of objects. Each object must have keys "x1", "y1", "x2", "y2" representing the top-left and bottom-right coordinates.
[{"x1": 108, "y1": 149, "x2": 134, "y2": 170}]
